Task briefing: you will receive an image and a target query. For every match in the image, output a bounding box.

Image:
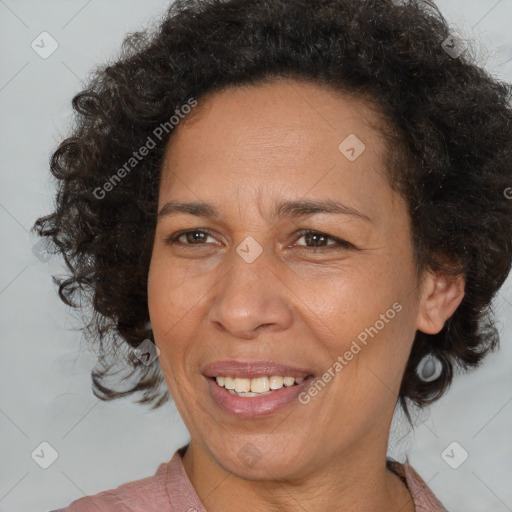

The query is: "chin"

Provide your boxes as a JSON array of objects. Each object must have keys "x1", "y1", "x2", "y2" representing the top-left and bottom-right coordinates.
[{"x1": 206, "y1": 435, "x2": 313, "y2": 481}]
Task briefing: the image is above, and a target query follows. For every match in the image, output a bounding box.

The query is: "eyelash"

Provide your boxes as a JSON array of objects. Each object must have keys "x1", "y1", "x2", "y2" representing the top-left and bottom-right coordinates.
[{"x1": 165, "y1": 229, "x2": 353, "y2": 251}]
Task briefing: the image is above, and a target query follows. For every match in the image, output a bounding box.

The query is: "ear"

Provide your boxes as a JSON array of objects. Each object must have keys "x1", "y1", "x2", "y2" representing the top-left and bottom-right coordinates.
[{"x1": 416, "y1": 268, "x2": 465, "y2": 335}]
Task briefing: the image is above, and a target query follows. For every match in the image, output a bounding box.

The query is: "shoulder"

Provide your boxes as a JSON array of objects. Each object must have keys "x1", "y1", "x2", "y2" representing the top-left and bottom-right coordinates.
[
  {"x1": 49, "y1": 459, "x2": 173, "y2": 512},
  {"x1": 388, "y1": 460, "x2": 449, "y2": 512}
]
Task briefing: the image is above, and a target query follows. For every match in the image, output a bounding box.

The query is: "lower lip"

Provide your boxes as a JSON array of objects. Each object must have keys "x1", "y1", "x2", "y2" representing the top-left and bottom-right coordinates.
[{"x1": 206, "y1": 376, "x2": 314, "y2": 418}]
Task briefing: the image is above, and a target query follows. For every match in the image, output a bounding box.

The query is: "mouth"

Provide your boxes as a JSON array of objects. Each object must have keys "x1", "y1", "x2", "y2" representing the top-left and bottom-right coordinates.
[
  {"x1": 202, "y1": 360, "x2": 315, "y2": 418},
  {"x1": 210, "y1": 375, "x2": 310, "y2": 397}
]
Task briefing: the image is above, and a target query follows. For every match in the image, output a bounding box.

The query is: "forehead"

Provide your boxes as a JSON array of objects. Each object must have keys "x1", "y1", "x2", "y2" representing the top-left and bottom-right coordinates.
[
  {"x1": 159, "y1": 79, "x2": 395, "y2": 221},
  {"x1": 166, "y1": 78, "x2": 387, "y2": 157}
]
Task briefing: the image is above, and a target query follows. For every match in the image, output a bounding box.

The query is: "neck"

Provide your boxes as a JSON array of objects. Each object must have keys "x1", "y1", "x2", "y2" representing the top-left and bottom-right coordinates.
[{"x1": 181, "y1": 430, "x2": 414, "y2": 512}]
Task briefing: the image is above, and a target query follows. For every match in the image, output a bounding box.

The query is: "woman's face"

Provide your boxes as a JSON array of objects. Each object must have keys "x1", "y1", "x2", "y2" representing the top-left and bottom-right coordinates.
[{"x1": 148, "y1": 79, "x2": 441, "y2": 480}]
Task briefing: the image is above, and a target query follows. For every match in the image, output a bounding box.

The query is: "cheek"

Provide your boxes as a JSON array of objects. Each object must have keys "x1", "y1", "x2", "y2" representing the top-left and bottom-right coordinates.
[
  {"x1": 147, "y1": 259, "x2": 187, "y2": 379},
  {"x1": 296, "y1": 254, "x2": 408, "y2": 338},
  {"x1": 147, "y1": 253, "x2": 213, "y2": 382},
  {"x1": 147, "y1": 253, "x2": 203, "y2": 335},
  {"x1": 147, "y1": 264, "x2": 196, "y2": 421},
  {"x1": 305, "y1": 257, "x2": 415, "y2": 398}
]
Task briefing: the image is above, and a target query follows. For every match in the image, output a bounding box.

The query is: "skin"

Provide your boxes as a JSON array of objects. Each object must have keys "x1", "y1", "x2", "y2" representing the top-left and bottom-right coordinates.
[{"x1": 147, "y1": 78, "x2": 465, "y2": 512}]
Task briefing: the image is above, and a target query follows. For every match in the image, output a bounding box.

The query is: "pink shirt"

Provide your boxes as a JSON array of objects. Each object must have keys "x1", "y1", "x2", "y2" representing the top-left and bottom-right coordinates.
[{"x1": 51, "y1": 446, "x2": 448, "y2": 511}]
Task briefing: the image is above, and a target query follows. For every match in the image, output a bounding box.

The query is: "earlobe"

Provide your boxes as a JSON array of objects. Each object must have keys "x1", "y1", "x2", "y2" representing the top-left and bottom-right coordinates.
[{"x1": 416, "y1": 270, "x2": 465, "y2": 335}]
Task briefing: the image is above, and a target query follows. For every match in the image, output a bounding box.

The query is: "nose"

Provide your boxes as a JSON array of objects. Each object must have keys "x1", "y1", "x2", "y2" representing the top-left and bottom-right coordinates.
[{"x1": 208, "y1": 244, "x2": 294, "y2": 340}]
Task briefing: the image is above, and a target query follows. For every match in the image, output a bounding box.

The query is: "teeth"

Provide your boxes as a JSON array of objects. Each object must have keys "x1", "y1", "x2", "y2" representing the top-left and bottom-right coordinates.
[
  {"x1": 251, "y1": 377, "x2": 269, "y2": 393},
  {"x1": 269, "y1": 376, "x2": 284, "y2": 389},
  {"x1": 283, "y1": 376, "x2": 295, "y2": 387},
  {"x1": 215, "y1": 375, "x2": 306, "y2": 395},
  {"x1": 227, "y1": 389, "x2": 273, "y2": 397},
  {"x1": 234, "y1": 377, "x2": 250, "y2": 393}
]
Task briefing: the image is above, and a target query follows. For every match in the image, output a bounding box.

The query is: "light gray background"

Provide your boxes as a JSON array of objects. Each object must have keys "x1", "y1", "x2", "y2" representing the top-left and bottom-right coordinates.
[{"x1": 1, "y1": 1, "x2": 511, "y2": 511}]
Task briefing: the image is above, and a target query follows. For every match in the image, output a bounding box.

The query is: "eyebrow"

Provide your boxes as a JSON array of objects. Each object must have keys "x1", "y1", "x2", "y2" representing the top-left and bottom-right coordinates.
[{"x1": 158, "y1": 199, "x2": 371, "y2": 222}]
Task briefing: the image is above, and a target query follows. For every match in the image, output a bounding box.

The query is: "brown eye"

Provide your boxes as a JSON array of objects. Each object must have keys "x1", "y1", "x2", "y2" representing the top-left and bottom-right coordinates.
[
  {"x1": 293, "y1": 230, "x2": 352, "y2": 250},
  {"x1": 166, "y1": 229, "x2": 216, "y2": 245}
]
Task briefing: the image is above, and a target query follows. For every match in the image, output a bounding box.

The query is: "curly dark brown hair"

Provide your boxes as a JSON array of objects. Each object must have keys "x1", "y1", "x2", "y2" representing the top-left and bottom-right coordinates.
[{"x1": 33, "y1": 0, "x2": 512, "y2": 419}]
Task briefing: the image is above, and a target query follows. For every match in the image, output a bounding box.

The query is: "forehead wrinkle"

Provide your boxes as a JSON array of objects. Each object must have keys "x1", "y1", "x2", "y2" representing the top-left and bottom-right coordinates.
[{"x1": 254, "y1": 186, "x2": 279, "y2": 226}]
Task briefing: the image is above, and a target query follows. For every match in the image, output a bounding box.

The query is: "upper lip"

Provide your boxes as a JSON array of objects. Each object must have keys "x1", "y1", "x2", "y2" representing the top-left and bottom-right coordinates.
[{"x1": 202, "y1": 360, "x2": 314, "y2": 379}]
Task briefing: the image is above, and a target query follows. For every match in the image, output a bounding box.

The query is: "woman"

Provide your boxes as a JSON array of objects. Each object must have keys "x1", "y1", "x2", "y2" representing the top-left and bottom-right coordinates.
[{"x1": 37, "y1": 0, "x2": 512, "y2": 510}]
